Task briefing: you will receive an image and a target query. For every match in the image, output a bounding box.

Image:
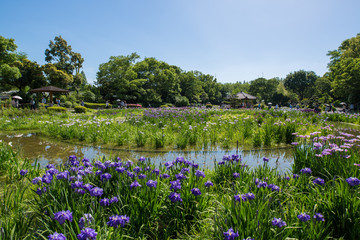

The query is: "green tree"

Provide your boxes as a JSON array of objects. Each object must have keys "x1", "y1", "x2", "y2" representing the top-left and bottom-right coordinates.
[
  {"x1": 179, "y1": 71, "x2": 204, "y2": 103},
  {"x1": 249, "y1": 78, "x2": 280, "y2": 103},
  {"x1": 327, "y1": 34, "x2": 360, "y2": 102},
  {"x1": 96, "y1": 53, "x2": 146, "y2": 102},
  {"x1": 43, "y1": 63, "x2": 73, "y2": 88},
  {"x1": 0, "y1": 36, "x2": 22, "y2": 89},
  {"x1": 44, "y1": 36, "x2": 84, "y2": 89},
  {"x1": 15, "y1": 59, "x2": 46, "y2": 92},
  {"x1": 284, "y1": 70, "x2": 318, "y2": 100}
]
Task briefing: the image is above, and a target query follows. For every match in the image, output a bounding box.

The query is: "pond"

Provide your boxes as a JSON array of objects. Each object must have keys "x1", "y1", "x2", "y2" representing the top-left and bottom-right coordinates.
[{"x1": 0, "y1": 132, "x2": 294, "y2": 171}]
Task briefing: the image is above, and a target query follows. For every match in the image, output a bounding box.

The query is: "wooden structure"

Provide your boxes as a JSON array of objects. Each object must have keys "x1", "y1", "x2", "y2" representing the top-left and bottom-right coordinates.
[
  {"x1": 30, "y1": 86, "x2": 69, "y2": 103},
  {"x1": 228, "y1": 92, "x2": 257, "y2": 108}
]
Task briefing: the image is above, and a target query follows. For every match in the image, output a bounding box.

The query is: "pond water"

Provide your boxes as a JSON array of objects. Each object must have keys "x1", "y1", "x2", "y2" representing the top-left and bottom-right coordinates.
[{"x1": 0, "y1": 132, "x2": 294, "y2": 171}]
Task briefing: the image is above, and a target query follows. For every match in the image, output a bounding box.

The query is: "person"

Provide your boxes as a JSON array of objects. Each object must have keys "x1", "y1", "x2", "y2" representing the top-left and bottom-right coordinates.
[
  {"x1": 30, "y1": 98, "x2": 36, "y2": 110},
  {"x1": 275, "y1": 104, "x2": 278, "y2": 110},
  {"x1": 42, "y1": 97, "x2": 46, "y2": 104},
  {"x1": 106, "y1": 100, "x2": 109, "y2": 108},
  {"x1": 81, "y1": 100, "x2": 85, "y2": 107},
  {"x1": 11, "y1": 98, "x2": 16, "y2": 107},
  {"x1": 56, "y1": 98, "x2": 61, "y2": 106},
  {"x1": 258, "y1": 103, "x2": 261, "y2": 110}
]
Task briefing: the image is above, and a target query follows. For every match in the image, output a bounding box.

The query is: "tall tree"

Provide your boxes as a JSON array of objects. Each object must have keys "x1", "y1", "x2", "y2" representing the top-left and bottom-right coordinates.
[
  {"x1": 14, "y1": 59, "x2": 46, "y2": 92},
  {"x1": 284, "y1": 70, "x2": 318, "y2": 100},
  {"x1": 327, "y1": 34, "x2": 360, "y2": 102},
  {"x1": 96, "y1": 53, "x2": 146, "y2": 102},
  {"x1": 44, "y1": 36, "x2": 84, "y2": 89},
  {"x1": 249, "y1": 78, "x2": 280, "y2": 103},
  {"x1": 0, "y1": 36, "x2": 22, "y2": 89}
]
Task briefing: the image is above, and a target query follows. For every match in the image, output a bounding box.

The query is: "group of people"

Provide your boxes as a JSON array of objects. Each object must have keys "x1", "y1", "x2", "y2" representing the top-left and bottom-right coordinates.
[{"x1": 41, "y1": 97, "x2": 61, "y2": 107}]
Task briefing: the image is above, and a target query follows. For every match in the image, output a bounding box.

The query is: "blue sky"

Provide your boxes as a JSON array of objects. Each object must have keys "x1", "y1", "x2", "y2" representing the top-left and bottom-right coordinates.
[{"x1": 1, "y1": 0, "x2": 359, "y2": 84}]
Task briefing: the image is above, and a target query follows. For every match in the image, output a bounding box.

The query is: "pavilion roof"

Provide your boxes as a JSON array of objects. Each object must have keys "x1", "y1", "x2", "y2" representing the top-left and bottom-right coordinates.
[
  {"x1": 30, "y1": 86, "x2": 69, "y2": 93},
  {"x1": 234, "y1": 92, "x2": 257, "y2": 100}
]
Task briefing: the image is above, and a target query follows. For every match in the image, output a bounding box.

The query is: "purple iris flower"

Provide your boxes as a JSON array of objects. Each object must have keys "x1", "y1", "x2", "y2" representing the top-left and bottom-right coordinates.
[
  {"x1": 36, "y1": 187, "x2": 46, "y2": 195},
  {"x1": 41, "y1": 173, "x2": 53, "y2": 184},
  {"x1": 169, "y1": 192, "x2": 183, "y2": 202},
  {"x1": 191, "y1": 188, "x2": 201, "y2": 196},
  {"x1": 192, "y1": 163, "x2": 199, "y2": 169},
  {"x1": 110, "y1": 196, "x2": 119, "y2": 204},
  {"x1": 100, "y1": 173, "x2": 112, "y2": 181},
  {"x1": 223, "y1": 155, "x2": 231, "y2": 161},
  {"x1": 246, "y1": 193, "x2": 255, "y2": 200},
  {"x1": 205, "y1": 180, "x2": 214, "y2": 187},
  {"x1": 313, "y1": 213, "x2": 325, "y2": 222},
  {"x1": 133, "y1": 166, "x2": 142, "y2": 173},
  {"x1": 79, "y1": 214, "x2": 94, "y2": 229},
  {"x1": 115, "y1": 167, "x2": 125, "y2": 173},
  {"x1": 181, "y1": 168, "x2": 190, "y2": 173},
  {"x1": 152, "y1": 168, "x2": 160, "y2": 176},
  {"x1": 56, "y1": 172, "x2": 69, "y2": 180},
  {"x1": 107, "y1": 215, "x2": 130, "y2": 228},
  {"x1": 138, "y1": 174, "x2": 147, "y2": 179},
  {"x1": 176, "y1": 156, "x2": 184, "y2": 164},
  {"x1": 263, "y1": 157, "x2": 269, "y2": 162},
  {"x1": 20, "y1": 169, "x2": 28, "y2": 176},
  {"x1": 175, "y1": 173, "x2": 187, "y2": 180},
  {"x1": 257, "y1": 181, "x2": 268, "y2": 188},
  {"x1": 46, "y1": 168, "x2": 59, "y2": 176},
  {"x1": 297, "y1": 213, "x2": 311, "y2": 222},
  {"x1": 293, "y1": 174, "x2": 300, "y2": 179},
  {"x1": 170, "y1": 180, "x2": 181, "y2": 191},
  {"x1": 100, "y1": 198, "x2": 110, "y2": 206},
  {"x1": 233, "y1": 172, "x2": 240, "y2": 178},
  {"x1": 48, "y1": 232, "x2": 66, "y2": 240},
  {"x1": 271, "y1": 217, "x2": 286, "y2": 228},
  {"x1": 82, "y1": 183, "x2": 93, "y2": 191},
  {"x1": 127, "y1": 171, "x2": 135, "y2": 178},
  {"x1": 130, "y1": 180, "x2": 141, "y2": 190},
  {"x1": 71, "y1": 181, "x2": 83, "y2": 189},
  {"x1": 139, "y1": 156, "x2": 146, "y2": 161},
  {"x1": 300, "y1": 168, "x2": 312, "y2": 174},
  {"x1": 146, "y1": 180, "x2": 157, "y2": 188},
  {"x1": 89, "y1": 187, "x2": 103, "y2": 197},
  {"x1": 223, "y1": 228, "x2": 239, "y2": 240},
  {"x1": 54, "y1": 210, "x2": 73, "y2": 225},
  {"x1": 77, "y1": 227, "x2": 97, "y2": 240},
  {"x1": 312, "y1": 178, "x2": 325, "y2": 186},
  {"x1": 160, "y1": 173, "x2": 170, "y2": 179},
  {"x1": 46, "y1": 164, "x2": 55, "y2": 169},
  {"x1": 195, "y1": 170, "x2": 206, "y2": 178},
  {"x1": 75, "y1": 188, "x2": 86, "y2": 195},
  {"x1": 346, "y1": 177, "x2": 360, "y2": 186}
]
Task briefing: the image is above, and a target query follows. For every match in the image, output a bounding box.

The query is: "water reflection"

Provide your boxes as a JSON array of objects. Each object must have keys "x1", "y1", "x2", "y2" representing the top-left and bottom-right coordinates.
[{"x1": 0, "y1": 132, "x2": 294, "y2": 172}]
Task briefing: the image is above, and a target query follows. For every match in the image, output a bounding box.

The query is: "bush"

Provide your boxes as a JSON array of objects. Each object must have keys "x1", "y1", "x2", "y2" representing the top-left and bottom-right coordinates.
[
  {"x1": 175, "y1": 96, "x2": 189, "y2": 107},
  {"x1": 84, "y1": 102, "x2": 111, "y2": 109},
  {"x1": 74, "y1": 106, "x2": 87, "y2": 113},
  {"x1": 160, "y1": 105, "x2": 169, "y2": 108},
  {"x1": 206, "y1": 104, "x2": 213, "y2": 108},
  {"x1": 64, "y1": 101, "x2": 72, "y2": 108},
  {"x1": 82, "y1": 90, "x2": 96, "y2": 102},
  {"x1": 47, "y1": 107, "x2": 67, "y2": 112}
]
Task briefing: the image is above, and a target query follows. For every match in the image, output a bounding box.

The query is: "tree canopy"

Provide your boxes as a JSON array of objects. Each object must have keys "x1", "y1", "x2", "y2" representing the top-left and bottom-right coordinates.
[{"x1": 328, "y1": 34, "x2": 360, "y2": 102}]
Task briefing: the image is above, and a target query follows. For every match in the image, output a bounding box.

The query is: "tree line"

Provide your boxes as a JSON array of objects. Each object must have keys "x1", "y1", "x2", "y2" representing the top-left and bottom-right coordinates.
[{"x1": 1, "y1": 34, "x2": 359, "y2": 106}]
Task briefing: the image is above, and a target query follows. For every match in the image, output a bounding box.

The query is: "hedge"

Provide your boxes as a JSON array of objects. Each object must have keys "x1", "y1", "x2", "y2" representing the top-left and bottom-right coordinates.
[
  {"x1": 74, "y1": 106, "x2": 88, "y2": 113},
  {"x1": 84, "y1": 102, "x2": 112, "y2": 109},
  {"x1": 47, "y1": 107, "x2": 67, "y2": 112}
]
